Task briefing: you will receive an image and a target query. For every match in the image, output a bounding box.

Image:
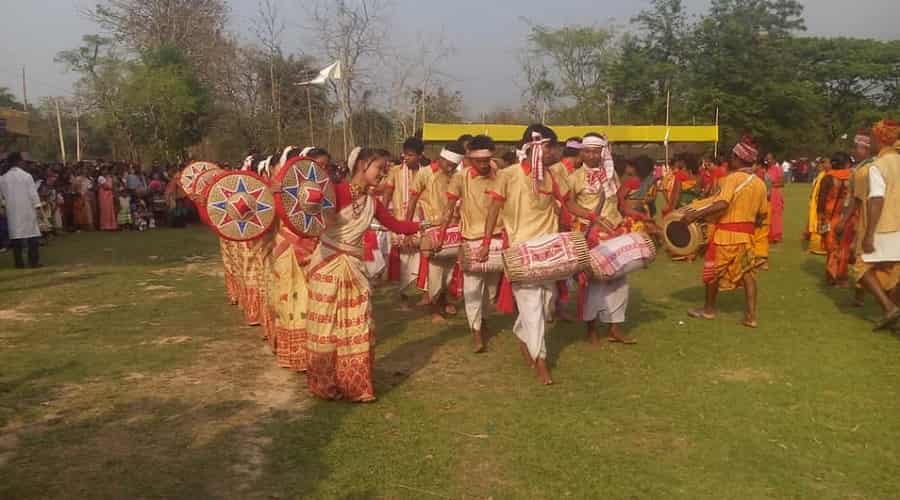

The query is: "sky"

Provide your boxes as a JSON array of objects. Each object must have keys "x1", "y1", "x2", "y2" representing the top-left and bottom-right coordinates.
[{"x1": 1, "y1": 0, "x2": 898, "y2": 117}]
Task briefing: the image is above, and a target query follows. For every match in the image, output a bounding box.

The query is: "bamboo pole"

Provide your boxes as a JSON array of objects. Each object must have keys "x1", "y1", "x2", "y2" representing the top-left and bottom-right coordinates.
[
  {"x1": 55, "y1": 99, "x2": 67, "y2": 163},
  {"x1": 714, "y1": 106, "x2": 720, "y2": 158}
]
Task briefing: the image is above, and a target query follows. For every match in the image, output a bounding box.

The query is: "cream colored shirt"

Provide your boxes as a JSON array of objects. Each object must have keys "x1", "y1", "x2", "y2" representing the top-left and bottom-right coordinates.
[{"x1": 489, "y1": 163, "x2": 563, "y2": 246}]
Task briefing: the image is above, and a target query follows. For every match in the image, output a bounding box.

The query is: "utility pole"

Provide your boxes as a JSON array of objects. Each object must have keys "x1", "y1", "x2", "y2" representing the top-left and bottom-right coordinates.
[
  {"x1": 55, "y1": 99, "x2": 66, "y2": 163},
  {"x1": 75, "y1": 104, "x2": 82, "y2": 162}
]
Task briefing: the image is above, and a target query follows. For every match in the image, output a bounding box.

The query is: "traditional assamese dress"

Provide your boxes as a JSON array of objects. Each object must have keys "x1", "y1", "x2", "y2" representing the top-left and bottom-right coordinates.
[
  {"x1": 270, "y1": 224, "x2": 318, "y2": 371},
  {"x1": 766, "y1": 164, "x2": 785, "y2": 243},
  {"x1": 819, "y1": 169, "x2": 852, "y2": 283},
  {"x1": 97, "y1": 176, "x2": 118, "y2": 231},
  {"x1": 701, "y1": 171, "x2": 769, "y2": 291},
  {"x1": 306, "y1": 183, "x2": 420, "y2": 402},
  {"x1": 383, "y1": 163, "x2": 422, "y2": 287},
  {"x1": 807, "y1": 171, "x2": 827, "y2": 255}
]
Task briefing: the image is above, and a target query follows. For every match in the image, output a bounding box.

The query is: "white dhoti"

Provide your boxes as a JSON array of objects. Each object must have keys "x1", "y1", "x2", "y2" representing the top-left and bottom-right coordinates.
[
  {"x1": 511, "y1": 281, "x2": 557, "y2": 361},
  {"x1": 399, "y1": 251, "x2": 420, "y2": 290},
  {"x1": 462, "y1": 271, "x2": 500, "y2": 331},
  {"x1": 425, "y1": 259, "x2": 454, "y2": 300},
  {"x1": 582, "y1": 277, "x2": 629, "y2": 324}
]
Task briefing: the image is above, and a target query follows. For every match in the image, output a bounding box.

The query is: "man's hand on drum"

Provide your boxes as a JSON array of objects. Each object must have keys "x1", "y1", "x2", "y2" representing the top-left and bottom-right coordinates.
[
  {"x1": 681, "y1": 209, "x2": 699, "y2": 225},
  {"x1": 474, "y1": 242, "x2": 490, "y2": 262}
]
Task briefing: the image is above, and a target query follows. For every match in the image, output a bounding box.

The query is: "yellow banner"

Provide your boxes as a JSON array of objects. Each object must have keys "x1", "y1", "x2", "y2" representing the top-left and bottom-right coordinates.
[{"x1": 423, "y1": 123, "x2": 718, "y2": 143}]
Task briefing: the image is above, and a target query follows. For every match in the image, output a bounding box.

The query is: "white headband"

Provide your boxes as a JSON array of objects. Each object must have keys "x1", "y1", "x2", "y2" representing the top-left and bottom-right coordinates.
[
  {"x1": 581, "y1": 135, "x2": 608, "y2": 149},
  {"x1": 440, "y1": 148, "x2": 464, "y2": 164}
]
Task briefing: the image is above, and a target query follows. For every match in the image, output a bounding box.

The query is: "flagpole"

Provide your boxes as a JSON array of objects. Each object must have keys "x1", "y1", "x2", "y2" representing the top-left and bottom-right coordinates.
[
  {"x1": 665, "y1": 89, "x2": 671, "y2": 167},
  {"x1": 55, "y1": 99, "x2": 67, "y2": 163},
  {"x1": 714, "y1": 106, "x2": 720, "y2": 158},
  {"x1": 306, "y1": 85, "x2": 315, "y2": 146}
]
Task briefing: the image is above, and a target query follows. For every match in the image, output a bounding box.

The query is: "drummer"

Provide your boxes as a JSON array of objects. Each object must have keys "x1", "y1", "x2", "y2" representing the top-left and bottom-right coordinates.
[
  {"x1": 382, "y1": 138, "x2": 425, "y2": 308},
  {"x1": 563, "y1": 133, "x2": 637, "y2": 345},
  {"x1": 437, "y1": 135, "x2": 503, "y2": 352},
  {"x1": 479, "y1": 125, "x2": 609, "y2": 385},
  {"x1": 407, "y1": 142, "x2": 466, "y2": 322},
  {"x1": 548, "y1": 137, "x2": 583, "y2": 321},
  {"x1": 684, "y1": 135, "x2": 769, "y2": 328}
]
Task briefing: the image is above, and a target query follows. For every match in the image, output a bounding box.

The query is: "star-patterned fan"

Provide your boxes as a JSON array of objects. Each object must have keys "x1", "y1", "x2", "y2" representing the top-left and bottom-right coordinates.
[
  {"x1": 273, "y1": 157, "x2": 335, "y2": 237},
  {"x1": 203, "y1": 171, "x2": 277, "y2": 241},
  {"x1": 193, "y1": 168, "x2": 225, "y2": 225},
  {"x1": 181, "y1": 161, "x2": 220, "y2": 195}
]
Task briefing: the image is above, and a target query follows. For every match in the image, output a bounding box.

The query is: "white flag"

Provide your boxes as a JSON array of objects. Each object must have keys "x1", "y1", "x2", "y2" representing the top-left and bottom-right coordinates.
[{"x1": 299, "y1": 61, "x2": 342, "y2": 85}]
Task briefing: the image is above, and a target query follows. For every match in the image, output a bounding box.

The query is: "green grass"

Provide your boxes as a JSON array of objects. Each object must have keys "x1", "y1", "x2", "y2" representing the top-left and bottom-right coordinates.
[{"x1": 1, "y1": 184, "x2": 898, "y2": 499}]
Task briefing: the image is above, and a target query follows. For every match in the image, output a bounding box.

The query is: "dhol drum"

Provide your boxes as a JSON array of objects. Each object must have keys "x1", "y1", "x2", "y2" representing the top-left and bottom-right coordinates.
[
  {"x1": 588, "y1": 232, "x2": 656, "y2": 281},
  {"x1": 502, "y1": 232, "x2": 590, "y2": 284},
  {"x1": 460, "y1": 237, "x2": 505, "y2": 274},
  {"x1": 420, "y1": 225, "x2": 461, "y2": 261},
  {"x1": 662, "y1": 207, "x2": 709, "y2": 257}
]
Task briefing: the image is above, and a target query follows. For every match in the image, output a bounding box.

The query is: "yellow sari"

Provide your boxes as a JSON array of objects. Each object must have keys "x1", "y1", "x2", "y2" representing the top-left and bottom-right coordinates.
[
  {"x1": 306, "y1": 191, "x2": 379, "y2": 402},
  {"x1": 807, "y1": 171, "x2": 826, "y2": 255}
]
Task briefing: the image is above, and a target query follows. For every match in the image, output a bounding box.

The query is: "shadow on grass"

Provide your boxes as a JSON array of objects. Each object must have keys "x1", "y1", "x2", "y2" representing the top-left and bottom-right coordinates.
[
  {"x1": 0, "y1": 271, "x2": 108, "y2": 296},
  {"x1": 799, "y1": 258, "x2": 872, "y2": 322},
  {"x1": 263, "y1": 320, "x2": 467, "y2": 498},
  {"x1": 0, "y1": 396, "x2": 255, "y2": 499}
]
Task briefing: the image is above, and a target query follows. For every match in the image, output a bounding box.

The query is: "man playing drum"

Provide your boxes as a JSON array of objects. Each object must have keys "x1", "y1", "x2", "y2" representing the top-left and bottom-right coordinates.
[
  {"x1": 478, "y1": 125, "x2": 608, "y2": 385},
  {"x1": 436, "y1": 135, "x2": 503, "y2": 352},
  {"x1": 382, "y1": 138, "x2": 425, "y2": 308},
  {"x1": 684, "y1": 135, "x2": 769, "y2": 328},
  {"x1": 563, "y1": 133, "x2": 637, "y2": 346},
  {"x1": 407, "y1": 142, "x2": 466, "y2": 323}
]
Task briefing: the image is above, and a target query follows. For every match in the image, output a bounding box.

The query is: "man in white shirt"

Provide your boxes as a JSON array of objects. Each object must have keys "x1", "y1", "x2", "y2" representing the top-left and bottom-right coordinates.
[
  {"x1": 781, "y1": 160, "x2": 792, "y2": 183},
  {"x1": 0, "y1": 153, "x2": 42, "y2": 268}
]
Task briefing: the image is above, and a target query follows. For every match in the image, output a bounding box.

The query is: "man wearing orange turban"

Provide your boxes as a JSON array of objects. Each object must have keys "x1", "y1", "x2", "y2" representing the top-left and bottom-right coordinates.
[{"x1": 859, "y1": 120, "x2": 900, "y2": 330}]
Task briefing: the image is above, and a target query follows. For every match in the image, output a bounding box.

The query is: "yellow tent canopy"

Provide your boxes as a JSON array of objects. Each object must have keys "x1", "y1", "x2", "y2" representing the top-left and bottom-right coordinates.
[{"x1": 422, "y1": 123, "x2": 718, "y2": 144}]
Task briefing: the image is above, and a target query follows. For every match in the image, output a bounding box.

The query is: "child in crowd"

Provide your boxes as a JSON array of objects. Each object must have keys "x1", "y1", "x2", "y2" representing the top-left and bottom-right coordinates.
[
  {"x1": 134, "y1": 199, "x2": 151, "y2": 231},
  {"x1": 117, "y1": 190, "x2": 133, "y2": 230}
]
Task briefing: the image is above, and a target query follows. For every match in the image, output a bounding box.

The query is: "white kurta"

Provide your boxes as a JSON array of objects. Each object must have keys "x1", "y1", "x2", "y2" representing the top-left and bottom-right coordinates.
[{"x1": 0, "y1": 167, "x2": 41, "y2": 239}]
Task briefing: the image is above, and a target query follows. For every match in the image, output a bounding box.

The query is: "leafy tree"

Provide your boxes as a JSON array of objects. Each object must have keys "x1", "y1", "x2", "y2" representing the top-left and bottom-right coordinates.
[
  {"x1": 117, "y1": 46, "x2": 209, "y2": 161},
  {"x1": 0, "y1": 87, "x2": 21, "y2": 108}
]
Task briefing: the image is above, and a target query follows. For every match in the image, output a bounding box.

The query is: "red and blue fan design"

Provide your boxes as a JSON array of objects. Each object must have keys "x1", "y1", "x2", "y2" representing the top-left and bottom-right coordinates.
[
  {"x1": 204, "y1": 171, "x2": 276, "y2": 241},
  {"x1": 274, "y1": 157, "x2": 335, "y2": 237}
]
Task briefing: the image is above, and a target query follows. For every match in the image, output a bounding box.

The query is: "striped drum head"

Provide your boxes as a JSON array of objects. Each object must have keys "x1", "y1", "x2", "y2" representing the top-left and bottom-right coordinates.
[
  {"x1": 273, "y1": 157, "x2": 335, "y2": 237},
  {"x1": 204, "y1": 171, "x2": 276, "y2": 241},
  {"x1": 181, "y1": 161, "x2": 220, "y2": 194}
]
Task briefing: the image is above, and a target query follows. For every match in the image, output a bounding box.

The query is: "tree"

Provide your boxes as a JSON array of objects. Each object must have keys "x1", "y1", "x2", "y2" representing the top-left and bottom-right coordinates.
[
  {"x1": 522, "y1": 22, "x2": 620, "y2": 124},
  {"x1": 792, "y1": 37, "x2": 900, "y2": 143},
  {"x1": 685, "y1": 0, "x2": 813, "y2": 152},
  {"x1": 87, "y1": 0, "x2": 230, "y2": 70},
  {"x1": 311, "y1": 0, "x2": 389, "y2": 156},
  {"x1": 117, "y1": 47, "x2": 209, "y2": 161},
  {"x1": 0, "y1": 87, "x2": 21, "y2": 108}
]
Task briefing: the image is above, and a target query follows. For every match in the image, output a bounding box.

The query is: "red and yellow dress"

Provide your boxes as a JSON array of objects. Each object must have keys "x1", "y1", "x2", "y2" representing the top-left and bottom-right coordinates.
[
  {"x1": 819, "y1": 169, "x2": 852, "y2": 283},
  {"x1": 305, "y1": 183, "x2": 420, "y2": 402},
  {"x1": 270, "y1": 223, "x2": 318, "y2": 371}
]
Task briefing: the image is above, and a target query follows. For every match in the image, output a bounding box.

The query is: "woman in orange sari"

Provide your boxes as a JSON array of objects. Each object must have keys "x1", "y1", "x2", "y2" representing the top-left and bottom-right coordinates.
[
  {"x1": 817, "y1": 152, "x2": 853, "y2": 285},
  {"x1": 305, "y1": 148, "x2": 423, "y2": 402}
]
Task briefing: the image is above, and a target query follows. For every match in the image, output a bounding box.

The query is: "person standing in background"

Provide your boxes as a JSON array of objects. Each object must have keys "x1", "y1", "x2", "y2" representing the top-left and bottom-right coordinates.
[{"x1": 0, "y1": 153, "x2": 43, "y2": 268}]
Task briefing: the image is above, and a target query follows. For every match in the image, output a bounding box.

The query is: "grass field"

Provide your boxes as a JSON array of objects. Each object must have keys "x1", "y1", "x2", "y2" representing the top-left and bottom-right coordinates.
[{"x1": 1, "y1": 184, "x2": 898, "y2": 499}]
